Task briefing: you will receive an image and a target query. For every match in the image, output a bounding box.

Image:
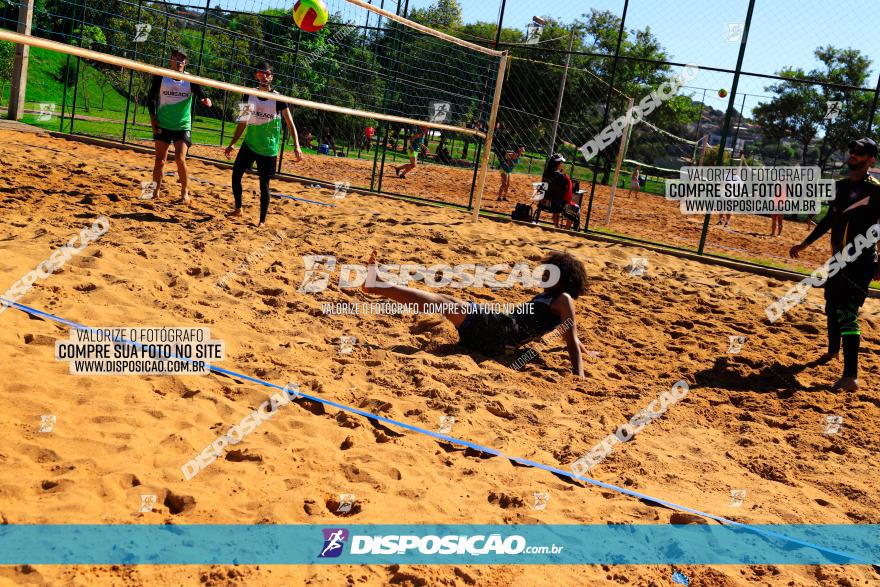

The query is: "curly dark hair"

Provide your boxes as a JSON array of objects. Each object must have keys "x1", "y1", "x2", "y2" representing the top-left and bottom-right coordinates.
[{"x1": 541, "y1": 250, "x2": 588, "y2": 299}]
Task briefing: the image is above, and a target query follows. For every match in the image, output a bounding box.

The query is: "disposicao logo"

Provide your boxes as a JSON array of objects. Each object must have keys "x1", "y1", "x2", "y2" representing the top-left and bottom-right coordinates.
[{"x1": 318, "y1": 528, "x2": 349, "y2": 558}]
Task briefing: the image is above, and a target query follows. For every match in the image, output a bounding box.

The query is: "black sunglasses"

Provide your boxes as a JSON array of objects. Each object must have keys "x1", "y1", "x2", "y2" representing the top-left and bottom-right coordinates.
[{"x1": 849, "y1": 147, "x2": 870, "y2": 156}]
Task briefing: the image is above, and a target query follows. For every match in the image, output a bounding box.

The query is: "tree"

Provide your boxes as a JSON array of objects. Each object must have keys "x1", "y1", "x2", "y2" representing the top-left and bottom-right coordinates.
[
  {"x1": 0, "y1": 41, "x2": 13, "y2": 108},
  {"x1": 409, "y1": 0, "x2": 463, "y2": 30},
  {"x1": 752, "y1": 69, "x2": 822, "y2": 165},
  {"x1": 753, "y1": 46, "x2": 874, "y2": 169}
]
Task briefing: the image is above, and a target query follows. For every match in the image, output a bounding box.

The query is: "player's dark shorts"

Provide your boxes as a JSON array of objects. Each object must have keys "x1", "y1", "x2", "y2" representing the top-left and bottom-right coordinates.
[
  {"x1": 541, "y1": 198, "x2": 567, "y2": 214},
  {"x1": 456, "y1": 303, "x2": 516, "y2": 357},
  {"x1": 824, "y1": 263, "x2": 874, "y2": 309},
  {"x1": 235, "y1": 143, "x2": 277, "y2": 178},
  {"x1": 154, "y1": 128, "x2": 192, "y2": 147}
]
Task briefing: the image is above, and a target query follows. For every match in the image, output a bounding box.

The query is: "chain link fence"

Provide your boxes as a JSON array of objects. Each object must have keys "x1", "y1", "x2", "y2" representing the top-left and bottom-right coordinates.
[{"x1": 3, "y1": 0, "x2": 879, "y2": 274}]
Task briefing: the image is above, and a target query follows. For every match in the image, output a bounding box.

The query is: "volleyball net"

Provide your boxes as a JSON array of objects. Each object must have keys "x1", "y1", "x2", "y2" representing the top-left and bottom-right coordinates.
[{"x1": 0, "y1": 0, "x2": 507, "y2": 215}]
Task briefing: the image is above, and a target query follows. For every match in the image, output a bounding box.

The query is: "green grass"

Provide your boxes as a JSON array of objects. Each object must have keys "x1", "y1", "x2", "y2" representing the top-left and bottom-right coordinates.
[{"x1": 13, "y1": 47, "x2": 130, "y2": 115}]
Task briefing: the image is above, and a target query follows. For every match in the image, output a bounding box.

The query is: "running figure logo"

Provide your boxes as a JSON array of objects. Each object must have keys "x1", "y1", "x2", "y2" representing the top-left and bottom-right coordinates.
[
  {"x1": 438, "y1": 415, "x2": 455, "y2": 434},
  {"x1": 627, "y1": 257, "x2": 648, "y2": 277},
  {"x1": 140, "y1": 180, "x2": 157, "y2": 200},
  {"x1": 531, "y1": 182, "x2": 549, "y2": 201},
  {"x1": 139, "y1": 494, "x2": 157, "y2": 513},
  {"x1": 235, "y1": 102, "x2": 255, "y2": 123},
  {"x1": 525, "y1": 22, "x2": 544, "y2": 45},
  {"x1": 333, "y1": 181, "x2": 350, "y2": 200},
  {"x1": 823, "y1": 414, "x2": 843, "y2": 435},
  {"x1": 727, "y1": 335, "x2": 747, "y2": 354},
  {"x1": 729, "y1": 489, "x2": 747, "y2": 507},
  {"x1": 318, "y1": 528, "x2": 349, "y2": 558},
  {"x1": 725, "y1": 22, "x2": 744, "y2": 43},
  {"x1": 338, "y1": 335, "x2": 357, "y2": 355},
  {"x1": 336, "y1": 494, "x2": 356, "y2": 513},
  {"x1": 299, "y1": 255, "x2": 337, "y2": 293},
  {"x1": 532, "y1": 491, "x2": 550, "y2": 511},
  {"x1": 37, "y1": 103, "x2": 56, "y2": 122},
  {"x1": 39, "y1": 414, "x2": 56, "y2": 433},
  {"x1": 133, "y1": 23, "x2": 152, "y2": 43},
  {"x1": 825, "y1": 101, "x2": 843, "y2": 121},
  {"x1": 284, "y1": 381, "x2": 301, "y2": 399},
  {"x1": 429, "y1": 101, "x2": 451, "y2": 124}
]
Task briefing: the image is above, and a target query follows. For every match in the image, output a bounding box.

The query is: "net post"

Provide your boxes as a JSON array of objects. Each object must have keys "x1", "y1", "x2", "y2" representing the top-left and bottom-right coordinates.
[
  {"x1": 472, "y1": 52, "x2": 508, "y2": 223},
  {"x1": 605, "y1": 97, "x2": 634, "y2": 225},
  {"x1": 698, "y1": 135, "x2": 709, "y2": 166}
]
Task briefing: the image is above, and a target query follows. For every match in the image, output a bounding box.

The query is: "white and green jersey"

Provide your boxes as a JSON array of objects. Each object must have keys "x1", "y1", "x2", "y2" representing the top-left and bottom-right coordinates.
[
  {"x1": 242, "y1": 92, "x2": 288, "y2": 157},
  {"x1": 147, "y1": 75, "x2": 207, "y2": 131}
]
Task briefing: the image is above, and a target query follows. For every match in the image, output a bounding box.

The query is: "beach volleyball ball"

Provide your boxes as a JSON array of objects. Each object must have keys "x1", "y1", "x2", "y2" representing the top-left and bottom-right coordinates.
[
  {"x1": 718, "y1": 88, "x2": 728, "y2": 98},
  {"x1": 293, "y1": 0, "x2": 329, "y2": 33}
]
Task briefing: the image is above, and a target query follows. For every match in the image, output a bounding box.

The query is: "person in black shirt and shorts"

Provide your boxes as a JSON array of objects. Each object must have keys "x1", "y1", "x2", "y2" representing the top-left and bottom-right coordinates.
[
  {"x1": 361, "y1": 250, "x2": 589, "y2": 379},
  {"x1": 790, "y1": 137, "x2": 880, "y2": 391}
]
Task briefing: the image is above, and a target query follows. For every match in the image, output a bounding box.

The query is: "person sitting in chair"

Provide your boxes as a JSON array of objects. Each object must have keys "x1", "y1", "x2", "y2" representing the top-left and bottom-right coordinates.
[{"x1": 535, "y1": 153, "x2": 573, "y2": 228}]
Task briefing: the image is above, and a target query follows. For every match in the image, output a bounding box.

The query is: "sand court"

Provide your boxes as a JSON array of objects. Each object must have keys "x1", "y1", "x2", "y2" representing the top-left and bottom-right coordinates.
[{"x1": 1, "y1": 129, "x2": 879, "y2": 585}]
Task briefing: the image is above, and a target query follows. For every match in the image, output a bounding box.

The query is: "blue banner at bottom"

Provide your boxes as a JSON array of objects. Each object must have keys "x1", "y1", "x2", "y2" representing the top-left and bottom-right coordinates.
[{"x1": 0, "y1": 525, "x2": 877, "y2": 565}]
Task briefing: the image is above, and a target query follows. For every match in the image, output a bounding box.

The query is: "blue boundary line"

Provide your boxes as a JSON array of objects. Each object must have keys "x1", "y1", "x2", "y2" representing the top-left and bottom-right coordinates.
[
  {"x1": 0, "y1": 297, "x2": 871, "y2": 565},
  {"x1": 271, "y1": 192, "x2": 336, "y2": 207}
]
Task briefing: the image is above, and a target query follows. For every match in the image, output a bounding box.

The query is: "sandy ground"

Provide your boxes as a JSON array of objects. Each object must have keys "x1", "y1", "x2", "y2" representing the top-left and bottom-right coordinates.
[
  {"x1": 0, "y1": 128, "x2": 878, "y2": 586},
  {"x1": 127, "y1": 138, "x2": 831, "y2": 275},
  {"x1": 267, "y1": 144, "x2": 829, "y2": 273}
]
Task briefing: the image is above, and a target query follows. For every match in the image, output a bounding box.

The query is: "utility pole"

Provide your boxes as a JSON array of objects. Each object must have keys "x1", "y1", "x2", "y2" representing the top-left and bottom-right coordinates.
[{"x1": 548, "y1": 27, "x2": 576, "y2": 157}]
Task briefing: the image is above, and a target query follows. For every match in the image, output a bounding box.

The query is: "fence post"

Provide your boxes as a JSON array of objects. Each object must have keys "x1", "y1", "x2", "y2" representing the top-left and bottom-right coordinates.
[
  {"x1": 548, "y1": 27, "x2": 576, "y2": 157},
  {"x1": 68, "y1": 0, "x2": 88, "y2": 134},
  {"x1": 7, "y1": 0, "x2": 35, "y2": 121},
  {"x1": 196, "y1": 0, "x2": 209, "y2": 75},
  {"x1": 472, "y1": 52, "x2": 509, "y2": 222},
  {"x1": 583, "y1": 0, "x2": 629, "y2": 233},
  {"x1": 867, "y1": 72, "x2": 880, "y2": 135},
  {"x1": 219, "y1": 42, "x2": 237, "y2": 146},
  {"x1": 696, "y1": 0, "x2": 756, "y2": 255},
  {"x1": 493, "y1": 0, "x2": 506, "y2": 47},
  {"x1": 374, "y1": 0, "x2": 407, "y2": 194}
]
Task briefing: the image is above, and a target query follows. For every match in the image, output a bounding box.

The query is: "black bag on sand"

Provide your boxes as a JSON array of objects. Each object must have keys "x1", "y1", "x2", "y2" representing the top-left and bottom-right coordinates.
[{"x1": 512, "y1": 203, "x2": 532, "y2": 222}]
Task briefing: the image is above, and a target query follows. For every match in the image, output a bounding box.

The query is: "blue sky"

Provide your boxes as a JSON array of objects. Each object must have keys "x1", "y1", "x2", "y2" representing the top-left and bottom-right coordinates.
[
  {"x1": 213, "y1": 0, "x2": 879, "y2": 117},
  {"x1": 404, "y1": 0, "x2": 880, "y2": 115}
]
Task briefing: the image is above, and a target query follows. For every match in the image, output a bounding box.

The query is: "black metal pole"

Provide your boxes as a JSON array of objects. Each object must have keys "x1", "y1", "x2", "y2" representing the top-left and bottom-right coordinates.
[
  {"x1": 867, "y1": 72, "x2": 880, "y2": 135},
  {"x1": 697, "y1": 0, "x2": 757, "y2": 255},
  {"x1": 368, "y1": 0, "x2": 388, "y2": 190},
  {"x1": 467, "y1": 140, "x2": 484, "y2": 210},
  {"x1": 494, "y1": 0, "x2": 506, "y2": 48},
  {"x1": 68, "y1": 0, "x2": 88, "y2": 134},
  {"x1": 196, "y1": 0, "x2": 209, "y2": 75},
  {"x1": 122, "y1": 0, "x2": 144, "y2": 144},
  {"x1": 583, "y1": 0, "x2": 629, "y2": 232},
  {"x1": 376, "y1": 0, "x2": 407, "y2": 194},
  {"x1": 729, "y1": 92, "x2": 747, "y2": 154},
  {"x1": 693, "y1": 88, "x2": 707, "y2": 140},
  {"x1": 219, "y1": 42, "x2": 237, "y2": 146}
]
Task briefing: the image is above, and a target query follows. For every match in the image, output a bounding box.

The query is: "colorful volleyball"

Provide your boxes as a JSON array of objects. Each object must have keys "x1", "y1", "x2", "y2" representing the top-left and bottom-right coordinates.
[
  {"x1": 718, "y1": 88, "x2": 728, "y2": 98},
  {"x1": 293, "y1": 0, "x2": 329, "y2": 33}
]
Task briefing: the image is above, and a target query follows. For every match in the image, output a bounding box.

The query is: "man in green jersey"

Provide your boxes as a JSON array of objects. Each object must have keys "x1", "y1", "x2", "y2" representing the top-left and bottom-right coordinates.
[
  {"x1": 224, "y1": 62, "x2": 303, "y2": 227},
  {"x1": 145, "y1": 48, "x2": 212, "y2": 204}
]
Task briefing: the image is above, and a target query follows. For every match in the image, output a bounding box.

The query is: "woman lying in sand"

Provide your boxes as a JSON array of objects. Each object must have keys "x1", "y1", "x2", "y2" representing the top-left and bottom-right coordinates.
[{"x1": 362, "y1": 250, "x2": 588, "y2": 378}]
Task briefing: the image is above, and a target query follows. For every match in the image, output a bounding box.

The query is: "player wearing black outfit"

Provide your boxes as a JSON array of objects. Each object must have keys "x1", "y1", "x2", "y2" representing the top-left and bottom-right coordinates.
[{"x1": 790, "y1": 137, "x2": 880, "y2": 391}]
